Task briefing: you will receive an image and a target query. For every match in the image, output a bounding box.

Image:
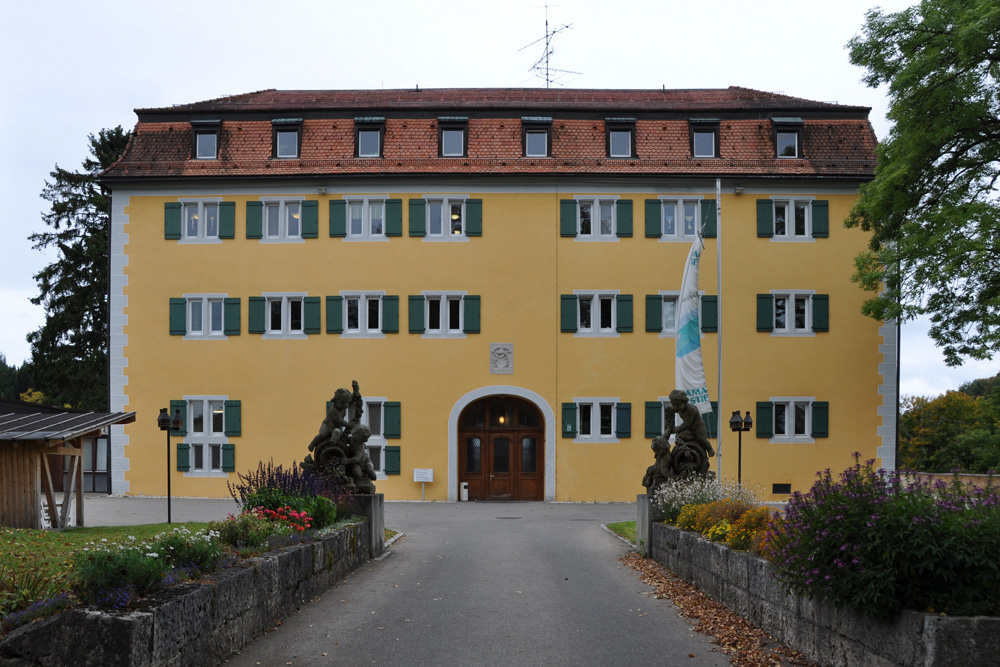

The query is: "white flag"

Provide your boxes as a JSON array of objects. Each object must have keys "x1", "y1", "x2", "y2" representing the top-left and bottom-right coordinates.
[{"x1": 675, "y1": 235, "x2": 712, "y2": 414}]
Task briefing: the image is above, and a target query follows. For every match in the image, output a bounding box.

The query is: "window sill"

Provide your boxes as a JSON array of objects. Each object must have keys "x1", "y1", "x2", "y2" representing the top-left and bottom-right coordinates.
[
  {"x1": 573, "y1": 331, "x2": 620, "y2": 338},
  {"x1": 183, "y1": 470, "x2": 230, "y2": 478},
  {"x1": 769, "y1": 437, "x2": 815, "y2": 444},
  {"x1": 183, "y1": 334, "x2": 229, "y2": 341},
  {"x1": 573, "y1": 436, "x2": 621, "y2": 444},
  {"x1": 421, "y1": 332, "x2": 468, "y2": 339},
  {"x1": 421, "y1": 236, "x2": 469, "y2": 243},
  {"x1": 770, "y1": 331, "x2": 817, "y2": 338},
  {"x1": 658, "y1": 236, "x2": 697, "y2": 243},
  {"x1": 340, "y1": 332, "x2": 386, "y2": 339},
  {"x1": 259, "y1": 238, "x2": 306, "y2": 244},
  {"x1": 343, "y1": 236, "x2": 389, "y2": 243},
  {"x1": 178, "y1": 238, "x2": 223, "y2": 245},
  {"x1": 574, "y1": 236, "x2": 620, "y2": 243},
  {"x1": 769, "y1": 237, "x2": 816, "y2": 243},
  {"x1": 262, "y1": 333, "x2": 308, "y2": 340}
]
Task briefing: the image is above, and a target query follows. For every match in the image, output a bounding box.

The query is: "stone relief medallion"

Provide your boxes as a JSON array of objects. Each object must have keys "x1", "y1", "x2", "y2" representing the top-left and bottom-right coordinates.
[{"x1": 489, "y1": 343, "x2": 513, "y2": 374}]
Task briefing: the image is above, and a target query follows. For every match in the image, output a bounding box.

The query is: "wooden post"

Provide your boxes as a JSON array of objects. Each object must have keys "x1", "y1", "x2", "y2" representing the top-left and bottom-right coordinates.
[{"x1": 41, "y1": 453, "x2": 59, "y2": 528}]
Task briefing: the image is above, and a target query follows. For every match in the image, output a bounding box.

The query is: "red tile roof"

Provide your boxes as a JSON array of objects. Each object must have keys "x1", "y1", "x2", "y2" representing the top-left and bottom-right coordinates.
[{"x1": 104, "y1": 88, "x2": 876, "y2": 182}]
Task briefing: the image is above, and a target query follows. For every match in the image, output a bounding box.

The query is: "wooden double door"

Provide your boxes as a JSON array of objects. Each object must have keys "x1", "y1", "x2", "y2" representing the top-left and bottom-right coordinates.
[{"x1": 458, "y1": 396, "x2": 544, "y2": 501}]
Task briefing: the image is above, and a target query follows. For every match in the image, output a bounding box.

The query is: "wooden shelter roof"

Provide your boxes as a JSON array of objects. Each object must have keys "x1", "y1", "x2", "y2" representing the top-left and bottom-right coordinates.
[{"x1": 0, "y1": 411, "x2": 136, "y2": 443}]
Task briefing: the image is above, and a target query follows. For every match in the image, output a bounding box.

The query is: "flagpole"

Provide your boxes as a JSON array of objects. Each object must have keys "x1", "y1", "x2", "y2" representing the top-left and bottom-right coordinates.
[{"x1": 715, "y1": 178, "x2": 723, "y2": 479}]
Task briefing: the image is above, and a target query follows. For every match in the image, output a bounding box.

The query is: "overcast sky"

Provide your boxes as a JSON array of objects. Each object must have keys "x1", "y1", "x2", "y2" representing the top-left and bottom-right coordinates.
[{"x1": 0, "y1": 0, "x2": 995, "y2": 396}]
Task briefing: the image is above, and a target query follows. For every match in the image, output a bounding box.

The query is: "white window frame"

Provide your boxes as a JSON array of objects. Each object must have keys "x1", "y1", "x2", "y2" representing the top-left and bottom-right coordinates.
[
  {"x1": 423, "y1": 195, "x2": 469, "y2": 242},
  {"x1": 692, "y1": 129, "x2": 716, "y2": 158},
  {"x1": 525, "y1": 129, "x2": 548, "y2": 157},
  {"x1": 344, "y1": 196, "x2": 389, "y2": 242},
  {"x1": 195, "y1": 131, "x2": 218, "y2": 160},
  {"x1": 608, "y1": 129, "x2": 632, "y2": 158},
  {"x1": 183, "y1": 293, "x2": 228, "y2": 340},
  {"x1": 275, "y1": 129, "x2": 299, "y2": 158},
  {"x1": 771, "y1": 289, "x2": 817, "y2": 337},
  {"x1": 776, "y1": 131, "x2": 800, "y2": 158},
  {"x1": 574, "y1": 289, "x2": 619, "y2": 338},
  {"x1": 657, "y1": 291, "x2": 680, "y2": 337},
  {"x1": 658, "y1": 196, "x2": 702, "y2": 242},
  {"x1": 770, "y1": 196, "x2": 814, "y2": 242},
  {"x1": 574, "y1": 195, "x2": 619, "y2": 241},
  {"x1": 341, "y1": 291, "x2": 386, "y2": 338},
  {"x1": 423, "y1": 290, "x2": 468, "y2": 339},
  {"x1": 260, "y1": 197, "x2": 304, "y2": 243},
  {"x1": 573, "y1": 397, "x2": 620, "y2": 444},
  {"x1": 363, "y1": 397, "x2": 388, "y2": 480},
  {"x1": 183, "y1": 395, "x2": 229, "y2": 477},
  {"x1": 357, "y1": 129, "x2": 381, "y2": 158},
  {"x1": 440, "y1": 127, "x2": 465, "y2": 157},
  {"x1": 179, "y1": 198, "x2": 222, "y2": 244},
  {"x1": 770, "y1": 396, "x2": 816, "y2": 444},
  {"x1": 262, "y1": 292, "x2": 307, "y2": 340}
]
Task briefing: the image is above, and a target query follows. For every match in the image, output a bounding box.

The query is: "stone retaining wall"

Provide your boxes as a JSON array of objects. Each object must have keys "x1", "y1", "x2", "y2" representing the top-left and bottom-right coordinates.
[
  {"x1": 649, "y1": 519, "x2": 1000, "y2": 667},
  {"x1": 0, "y1": 521, "x2": 373, "y2": 667}
]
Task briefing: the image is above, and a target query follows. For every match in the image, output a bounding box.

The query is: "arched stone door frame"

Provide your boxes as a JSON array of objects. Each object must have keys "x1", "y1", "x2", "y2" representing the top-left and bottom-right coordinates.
[{"x1": 448, "y1": 386, "x2": 556, "y2": 502}]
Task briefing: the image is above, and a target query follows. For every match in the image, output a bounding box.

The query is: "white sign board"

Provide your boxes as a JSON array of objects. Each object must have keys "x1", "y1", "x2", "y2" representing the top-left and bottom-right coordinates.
[{"x1": 413, "y1": 468, "x2": 434, "y2": 483}]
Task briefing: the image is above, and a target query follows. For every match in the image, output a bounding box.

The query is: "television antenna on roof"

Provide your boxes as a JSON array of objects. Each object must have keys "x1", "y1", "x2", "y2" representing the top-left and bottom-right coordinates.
[{"x1": 519, "y1": 3, "x2": 581, "y2": 88}]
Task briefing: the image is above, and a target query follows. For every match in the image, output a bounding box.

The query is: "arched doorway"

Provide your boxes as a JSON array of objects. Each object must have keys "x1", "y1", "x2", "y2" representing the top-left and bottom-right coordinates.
[{"x1": 458, "y1": 396, "x2": 544, "y2": 501}]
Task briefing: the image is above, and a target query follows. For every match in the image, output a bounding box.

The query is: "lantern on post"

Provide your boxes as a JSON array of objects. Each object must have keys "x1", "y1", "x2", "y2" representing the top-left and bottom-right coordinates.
[
  {"x1": 157, "y1": 407, "x2": 183, "y2": 523},
  {"x1": 728, "y1": 410, "x2": 753, "y2": 484}
]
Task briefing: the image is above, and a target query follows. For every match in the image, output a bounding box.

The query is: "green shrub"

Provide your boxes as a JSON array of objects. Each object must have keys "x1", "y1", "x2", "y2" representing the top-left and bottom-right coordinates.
[
  {"x1": 675, "y1": 504, "x2": 702, "y2": 531},
  {"x1": 726, "y1": 506, "x2": 775, "y2": 552},
  {"x1": 149, "y1": 527, "x2": 223, "y2": 577},
  {"x1": 72, "y1": 546, "x2": 167, "y2": 608},
  {"x1": 0, "y1": 561, "x2": 69, "y2": 617},
  {"x1": 209, "y1": 512, "x2": 280, "y2": 549},
  {"x1": 307, "y1": 495, "x2": 337, "y2": 529},
  {"x1": 766, "y1": 455, "x2": 1000, "y2": 618},
  {"x1": 704, "y1": 519, "x2": 731, "y2": 542}
]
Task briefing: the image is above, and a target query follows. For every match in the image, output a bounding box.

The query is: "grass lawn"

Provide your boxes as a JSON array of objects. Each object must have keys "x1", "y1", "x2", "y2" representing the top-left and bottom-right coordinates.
[{"x1": 606, "y1": 520, "x2": 636, "y2": 544}]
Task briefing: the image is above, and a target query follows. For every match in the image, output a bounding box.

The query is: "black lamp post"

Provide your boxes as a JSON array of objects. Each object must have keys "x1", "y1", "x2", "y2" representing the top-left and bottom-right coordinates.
[
  {"x1": 157, "y1": 407, "x2": 182, "y2": 523},
  {"x1": 728, "y1": 410, "x2": 753, "y2": 484}
]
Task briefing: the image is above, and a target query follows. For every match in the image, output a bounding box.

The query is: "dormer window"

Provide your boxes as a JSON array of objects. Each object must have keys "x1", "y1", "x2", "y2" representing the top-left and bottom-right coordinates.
[
  {"x1": 438, "y1": 117, "x2": 468, "y2": 157},
  {"x1": 773, "y1": 117, "x2": 804, "y2": 158},
  {"x1": 522, "y1": 117, "x2": 552, "y2": 157},
  {"x1": 689, "y1": 118, "x2": 719, "y2": 158},
  {"x1": 272, "y1": 118, "x2": 302, "y2": 159},
  {"x1": 355, "y1": 117, "x2": 385, "y2": 158},
  {"x1": 606, "y1": 118, "x2": 636, "y2": 158},
  {"x1": 191, "y1": 119, "x2": 220, "y2": 160}
]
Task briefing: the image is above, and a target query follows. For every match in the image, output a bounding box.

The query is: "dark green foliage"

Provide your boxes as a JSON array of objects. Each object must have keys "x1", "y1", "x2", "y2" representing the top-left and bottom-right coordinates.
[
  {"x1": 229, "y1": 459, "x2": 342, "y2": 529},
  {"x1": 0, "y1": 354, "x2": 33, "y2": 401},
  {"x1": 766, "y1": 456, "x2": 1000, "y2": 618},
  {"x1": 28, "y1": 127, "x2": 130, "y2": 410},
  {"x1": 72, "y1": 547, "x2": 167, "y2": 608},
  {"x1": 148, "y1": 528, "x2": 224, "y2": 577},
  {"x1": 845, "y1": 1, "x2": 1000, "y2": 366},
  {"x1": 209, "y1": 513, "x2": 278, "y2": 549}
]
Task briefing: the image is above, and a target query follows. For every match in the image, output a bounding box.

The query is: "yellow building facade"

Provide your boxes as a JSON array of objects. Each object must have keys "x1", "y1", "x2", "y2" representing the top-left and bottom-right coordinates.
[{"x1": 104, "y1": 88, "x2": 891, "y2": 502}]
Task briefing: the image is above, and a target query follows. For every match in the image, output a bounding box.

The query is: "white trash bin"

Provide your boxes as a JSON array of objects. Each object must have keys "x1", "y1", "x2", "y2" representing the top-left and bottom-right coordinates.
[{"x1": 459, "y1": 482, "x2": 469, "y2": 502}]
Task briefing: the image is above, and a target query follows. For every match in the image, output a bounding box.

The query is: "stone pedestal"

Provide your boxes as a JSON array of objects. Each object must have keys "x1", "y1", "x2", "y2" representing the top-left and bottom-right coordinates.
[
  {"x1": 350, "y1": 493, "x2": 385, "y2": 558},
  {"x1": 636, "y1": 494, "x2": 664, "y2": 556}
]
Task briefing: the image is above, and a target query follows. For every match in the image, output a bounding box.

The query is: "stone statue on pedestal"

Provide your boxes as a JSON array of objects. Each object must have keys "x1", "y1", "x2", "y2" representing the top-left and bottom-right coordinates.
[
  {"x1": 302, "y1": 380, "x2": 377, "y2": 494},
  {"x1": 642, "y1": 390, "x2": 714, "y2": 495}
]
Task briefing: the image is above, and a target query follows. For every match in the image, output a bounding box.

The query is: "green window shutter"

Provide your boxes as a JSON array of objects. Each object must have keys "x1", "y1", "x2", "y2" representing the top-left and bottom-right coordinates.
[
  {"x1": 702, "y1": 401, "x2": 719, "y2": 438},
  {"x1": 224, "y1": 298, "x2": 241, "y2": 335},
  {"x1": 756, "y1": 402, "x2": 773, "y2": 438},
  {"x1": 409, "y1": 199, "x2": 426, "y2": 237},
  {"x1": 326, "y1": 296, "x2": 343, "y2": 333},
  {"x1": 645, "y1": 401, "x2": 663, "y2": 438},
  {"x1": 757, "y1": 294, "x2": 774, "y2": 332},
  {"x1": 645, "y1": 294, "x2": 662, "y2": 332},
  {"x1": 176, "y1": 442, "x2": 191, "y2": 472},
  {"x1": 382, "y1": 295, "x2": 399, "y2": 334},
  {"x1": 384, "y1": 445, "x2": 401, "y2": 475},
  {"x1": 329, "y1": 200, "x2": 347, "y2": 237},
  {"x1": 248, "y1": 297, "x2": 266, "y2": 334},
  {"x1": 219, "y1": 202, "x2": 236, "y2": 239},
  {"x1": 222, "y1": 443, "x2": 236, "y2": 472},
  {"x1": 701, "y1": 200, "x2": 717, "y2": 238},
  {"x1": 224, "y1": 400, "x2": 242, "y2": 437},
  {"x1": 304, "y1": 296, "x2": 321, "y2": 334},
  {"x1": 616, "y1": 200, "x2": 633, "y2": 237},
  {"x1": 560, "y1": 199, "x2": 577, "y2": 237},
  {"x1": 813, "y1": 294, "x2": 830, "y2": 332},
  {"x1": 616, "y1": 294, "x2": 633, "y2": 333},
  {"x1": 465, "y1": 199, "x2": 482, "y2": 237},
  {"x1": 384, "y1": 402, "x2": 401, "y2": 439},
  {"x1": 301, "y1": 200, "x2": 319, "y2": 238},
  {"x1": 560, "y1": 295, "x2": 578, "y2": 333},
  {"x1": 164, "y1": 202, "x2": 182, "y2": 240},
  {"x1": 408, "y1": 295, "x2": 425, "y2": 333},
  {"x1": 246, "y1": 201, "x2": 263, "y2": 239},
  {"x1": 615, "y1": 403, "x2": 631, "y2": 438},
  {"x1": 645, "y1": 199, "x2": 662, "y2": 237},
  {"x1": 812, "y1": 401, "x2": 829, "y2": 438},
  {"x1": 812, "y1": 200, "x2": 829, "y2": 238},
  {"x1": 170, "y1": 399, "x2": 187, "y2": 436},
  {"x1": 169, "y1": 298, "x2": 187, "y2": 335},
  {"x1": 386, "y1": 199, "x2": 403, "y2": 237},
  {"x1": 561, "y1": 403, "x2": 577, "y2": 438},
  {"x1": 756, "y1": 199, "x2": 774, "y2": 237},
  {"x1": 463, "y1": 295, "x2": 481, "y2": 333},
  {"x1": 700, "y1": 295, "x2": 718, "y2": 333}
]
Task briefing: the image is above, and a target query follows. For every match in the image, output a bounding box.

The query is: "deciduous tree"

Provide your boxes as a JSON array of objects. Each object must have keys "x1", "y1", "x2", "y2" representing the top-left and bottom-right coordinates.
[
  {"x1": 846, "y1": 0, "x2": 1000, "y2": 366},
  {"x1": 28, "y1": 127, "x2": 130, "y2": 411}
]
